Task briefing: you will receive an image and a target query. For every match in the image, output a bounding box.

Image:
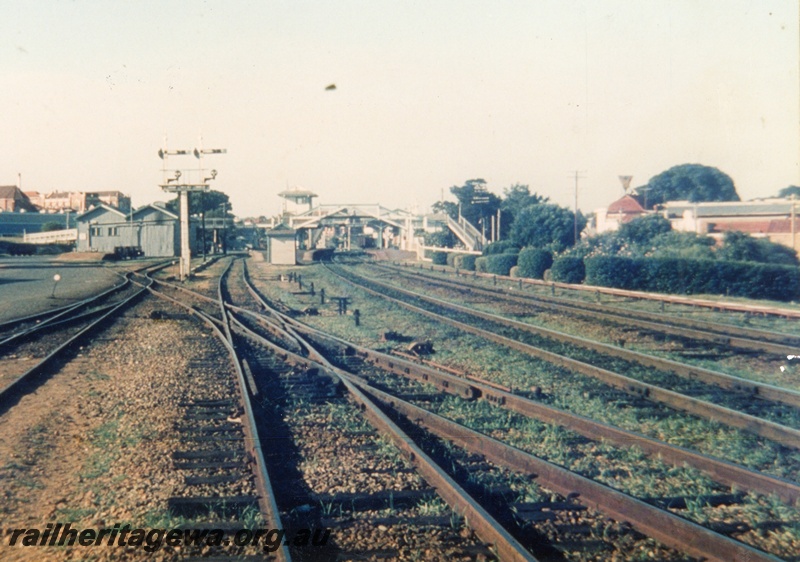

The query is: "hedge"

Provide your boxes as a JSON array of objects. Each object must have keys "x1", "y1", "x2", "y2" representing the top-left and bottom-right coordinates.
[
  {"x1": 475, "y1": 257, "x2": 489, "y2": 273},
  {"x1": 484, "y1": 240, "x2": 520, "y2": 255},
  {"x1": 550, "y1": 257, "x2": 585, "y2": 284},
  {"x1": 584, "y1": 256, "x2": 800, "y2": 301},
  {"x1": 431, "y1": 251, "x2": 448, "y2": 265},
  {"x1": 483, "y1": 253, "x2": 518, "y2": 275},
  {"x1": 516, "y1": 248, "x2": 553, "y2": 279},
  {"x1": 453, "y1": 254, "x2": 477, "y2": 271}
]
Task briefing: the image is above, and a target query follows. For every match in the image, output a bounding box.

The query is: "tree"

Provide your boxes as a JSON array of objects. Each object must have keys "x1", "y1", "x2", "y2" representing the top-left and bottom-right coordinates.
[
  {"x1": 648, "y1": 231, "x2": 716, "y2": 260},
  {"x1": 717, "y1": 231, "x2": 799, "y2": 266},
  {"x1": 442, "y1": 179, "x2": 502, "y2": 233},
  {"x1": 41, "y1": 221, "x2": 65, "y2": 232},
  {"x1": 422, "y1": 229, "x2": 456, "y2": 248},
  {"x1": 509, "y1": 203, "x2": 586, "y2": 251},
  {"x1": 165, "y1": 189, "x2": 230, "y2": 216},
  {"x1": 778, "y1": 186, "x2": 800, "y2": 199},
  {"x1": 643, "y1": 164, "x2": 739, "y2": 208},
  {"x1": 617, "y1": 214, "x2": 672, "y2": 245},
  {"x1": 500, "y1": 184, "x2": 547, "y2": 239}
]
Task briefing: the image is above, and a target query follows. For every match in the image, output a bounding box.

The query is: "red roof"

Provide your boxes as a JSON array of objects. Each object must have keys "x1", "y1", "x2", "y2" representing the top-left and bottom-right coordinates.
[
  {"x1": 710, "y1": 221, "x2": 772, "y2": 234},
  {"x1": 607, "y1": 194, "x2": 645, "y2": 215},
  {"x1": 767, "y1": 218, "x2": 800, "y2": 234}
]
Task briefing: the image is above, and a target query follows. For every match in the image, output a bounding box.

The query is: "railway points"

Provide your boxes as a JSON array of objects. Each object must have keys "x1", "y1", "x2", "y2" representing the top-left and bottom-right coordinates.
[{"x1": 2, "y1": 253, "x2": 800, "y2": 561}]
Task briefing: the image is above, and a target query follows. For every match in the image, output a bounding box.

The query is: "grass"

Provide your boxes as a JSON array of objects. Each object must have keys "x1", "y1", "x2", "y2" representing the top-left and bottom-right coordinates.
[
  {"x1": 249, "y1": 260, "x2": 800, "y2": 557},
  {"x1": 251, "y1": 261, "x2": 800, "y2": 480}
]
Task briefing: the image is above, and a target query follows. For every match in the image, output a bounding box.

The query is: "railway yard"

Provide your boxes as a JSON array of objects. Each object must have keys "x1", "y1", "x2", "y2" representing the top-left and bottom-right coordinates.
[{"x1": 1, "y1": 253, "x2": 799, "y2": 561}]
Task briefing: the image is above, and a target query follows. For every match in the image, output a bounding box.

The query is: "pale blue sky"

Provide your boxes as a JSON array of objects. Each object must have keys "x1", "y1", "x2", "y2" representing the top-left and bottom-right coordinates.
[{"x1": 2, "y1": 1, "x2": 798, "y2": 217}]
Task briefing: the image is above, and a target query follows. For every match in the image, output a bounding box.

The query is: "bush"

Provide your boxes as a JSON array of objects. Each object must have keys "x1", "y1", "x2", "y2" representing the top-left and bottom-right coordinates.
[
  {"x1": 584, "y1": 256, "x2": 800, "y2": 301},
  {"x1": 483, "y1": 253, "x2": 518, "y2": 275},
  {"x1": 509, "y1": 266, "x2": 521, "y2": 278},
  {"x1": 446, "y1": 252, "x2": 459, "y2": 267},
  {"x1": 584, "y1": 256, "x2": 643, "y2": 290},
  {"x1": 516, "y1": 248, "x2": 553, "y2": 279},
  {"x1": 475, "y1": 257, "x2": 489, "y2": 273},
  {"x1": 453, "y1": 254, "x2": 477, "y2": 271},
  {"x1": 483, "y1": 240, "x2": 519, "y2": 255},
  {"x1": 431, "y1": 251, "x2": 448, "y2": 265},
  {"x1": 551, "y1": 257, "x2": 585, "y2": 284}
]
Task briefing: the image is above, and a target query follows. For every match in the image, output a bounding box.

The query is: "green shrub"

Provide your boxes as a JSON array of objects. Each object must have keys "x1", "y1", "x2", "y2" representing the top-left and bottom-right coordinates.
[
  {"x1": 516, "y1": 248, "x2": 553, "y2": 279},
  {"x1": 475, "y1": 257, "x2": 489, "y2": 273},
  {"x1": 585, "y1": 256, "x2": 800, "y2": 301},
  {"x1": 453, "y1": 254, "x2": 477, "y2": 271},
  {"x1": 584, "y1": 256, "x2": 643, "y2": 290},
  {"x1": 484, "y1": 253, "x2": 518, "y2": 275},
  {"x1": 551, "y1": 257, "x2": 585, "y2": 284},
  {"x1": 483, "y1": 240, "x2": 520, "y2": 256},
  {"x1": 431, "y1": 251, "x2": 448, "y2": 265},
  {"x1": 509, "y1": 266, "x2": 521, "y2": 278}
]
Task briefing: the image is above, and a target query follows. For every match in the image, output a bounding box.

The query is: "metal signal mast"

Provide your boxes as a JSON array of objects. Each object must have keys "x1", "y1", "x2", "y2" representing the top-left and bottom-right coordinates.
[{"x1": 159, "y1": 139, "x2": 227, "y2": 280}]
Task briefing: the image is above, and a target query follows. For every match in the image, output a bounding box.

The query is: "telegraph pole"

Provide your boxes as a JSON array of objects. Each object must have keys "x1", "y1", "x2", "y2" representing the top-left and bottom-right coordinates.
[
  {"x1": 159, "y1": 143, "x2": 226, "y2": 281},
  {"x1": 569, "y1": 170, "x2": 586, "y2": 245},
  {"x1": 791, "y1": 193, "x2": 797, "y2": 253}
]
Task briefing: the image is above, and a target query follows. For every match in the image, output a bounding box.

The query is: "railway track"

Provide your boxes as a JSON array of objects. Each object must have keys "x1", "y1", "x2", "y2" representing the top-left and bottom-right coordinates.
[
  {"x1": 402, "y1": 261, "x2": 800, "y2": 320},
  {"x1": 5, "y1": 254, "x2": 794, "y2": 559},
  {"x1": 351, "y1": 265, "x2": 800, "y2": 409},
  {"x1": 325, "y1": 263, "x2": 800, "y2": 451},
  {"x1": 220, "y1": 258, "x2": 532, "y2": 561},
  {"x1": 0, "y1": 270, "x2": 151, "y2": 413},
  {"x1": 142, "y1": 258, "x2": 291, "y2": 561},
  {"x1": 235, "y1": 259, "x2": 788, "y2": 561},
  {"x1": 373, "y1": 262, "x2": 800, "y2": 356}
]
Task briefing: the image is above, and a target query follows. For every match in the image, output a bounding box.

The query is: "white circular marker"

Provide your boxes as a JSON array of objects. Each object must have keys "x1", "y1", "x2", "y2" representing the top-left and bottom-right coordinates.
[{"x1": 53, "y1": 274, "x2": 61, "y2": 282}]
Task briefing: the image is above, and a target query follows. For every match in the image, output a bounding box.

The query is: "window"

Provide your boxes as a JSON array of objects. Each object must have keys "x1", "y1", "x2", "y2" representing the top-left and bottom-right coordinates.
[
  {"x1": 90, "y1": 227, "x2": 102, "y2": 237},
  {"x1": 107, "y1": 227, "x2": 118, "y2": 236}
]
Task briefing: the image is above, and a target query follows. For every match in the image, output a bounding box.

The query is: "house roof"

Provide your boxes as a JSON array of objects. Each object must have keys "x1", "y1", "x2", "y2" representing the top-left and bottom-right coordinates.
[
  {"x1": 663, "y1": 199, "x2": 793, "y2": 218},
  {"x1": 709, "y1": 220, "x2": 773, "y2": 234},
  {"x1": 267, "y1": 223, "x2": 296, "y2": 235},
  {"x1": 0, "y1": 186, "x2": 21, "y2": 199},
  {"x1": 75, "y1": 203, "x2": 127, "y2": 221},
  {"x1": 132, "y1": 204, "x2": 178, "y2": 220},
  {"x1": 88, "y1": 190, "x2": 127, "y2": 197},
  {"x1": 767, "y1": 218, "x2": 800, "y2": 234},
  {"x1": 278, "y1": 189, "x2": 317, "y2": 199},
  {"x1": 607, "y1": 194, "x2": 645, "y2": 215}
]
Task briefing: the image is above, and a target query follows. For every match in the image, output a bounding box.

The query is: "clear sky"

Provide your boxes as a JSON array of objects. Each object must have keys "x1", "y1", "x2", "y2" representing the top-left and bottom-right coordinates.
[{"x1": 2, "y1": 0, "x2": 798, "y2": 217}]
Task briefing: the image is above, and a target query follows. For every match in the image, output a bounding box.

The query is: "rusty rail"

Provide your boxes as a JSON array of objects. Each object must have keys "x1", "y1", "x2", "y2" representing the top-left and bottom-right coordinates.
[
  {"x1": 375, "y1": 262, "x2": 800, "y2": 353},
  {"x1": 326, "y1": 264, "x2": 800, "y2": 450}
]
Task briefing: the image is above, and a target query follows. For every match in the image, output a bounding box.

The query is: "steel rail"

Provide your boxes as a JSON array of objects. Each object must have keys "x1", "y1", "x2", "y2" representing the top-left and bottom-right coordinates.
[
  {"x1": 402, "y1": 260, "x2": 800, "y2": 319},
  {"x1": 0, "y1": 280, "x2": 150, "y2": 413},
  {"x1": 284, "y1": 322, "x2": 800, "y2": 505},
  {"x1": 374, "y1": 262, "x2": 800, "y2": 354},
  {"x1": 325, "y1": 264, "x2": 800, "y2": 450},
  {"x1": 0, "y1": 275, "x2": 133, "y2": 347},
  {"x1": 147, "y1": 273, "x2": 292, "y2": 562},
  {"x1": 225, "y1": 270, "x2": 539, "y2": 561},
  {"x1": 0, "y1": 259, "x2": 174, "y2": 337},
  {"x1": 234, "y1": 265, "x2": 782, "y2": 562},
  {"x1": 355, "y1": 381, "x2": 782, "y2": 562},
  {"x1": 346, "y1": 265, "x2": 800, "y2": 410}
]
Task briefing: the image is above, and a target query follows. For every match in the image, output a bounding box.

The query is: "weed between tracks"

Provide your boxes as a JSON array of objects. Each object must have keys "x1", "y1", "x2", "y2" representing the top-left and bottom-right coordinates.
[
  {"x1": 248, "y1": 261, "x2": 800, "y2": 558},
  {"x1": 249, "y1": 262, "x2": 800, "y2": 479}
]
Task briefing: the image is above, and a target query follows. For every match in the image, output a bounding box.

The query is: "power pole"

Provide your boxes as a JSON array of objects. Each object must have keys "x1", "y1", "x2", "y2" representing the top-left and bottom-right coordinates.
[
  {"x1": 569, "y1": 170, "x2": 586, "y2": 245},
  {"x1": 791, "y1": 193, "x2": 797, "y2": 253}
]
